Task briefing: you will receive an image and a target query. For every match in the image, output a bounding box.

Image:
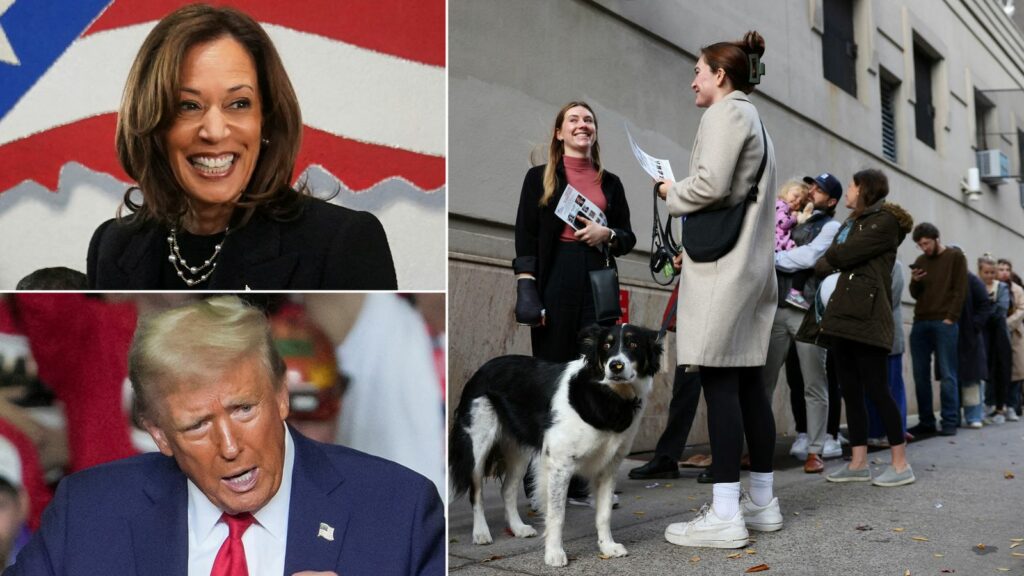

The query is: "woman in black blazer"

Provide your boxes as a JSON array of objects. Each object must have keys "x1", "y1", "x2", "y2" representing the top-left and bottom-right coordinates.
[
  {"x1": 513, "y1": 101, "x2": 636, "y2": 361},
  {"x1": 87, "y1": 5, "x2": 395, "y2": 290}
]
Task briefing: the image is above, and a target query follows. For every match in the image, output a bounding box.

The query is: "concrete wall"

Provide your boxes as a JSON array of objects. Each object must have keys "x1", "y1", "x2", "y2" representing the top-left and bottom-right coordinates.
[{"x1": 449, "y1": 0, "x2": 1024, "y2": 452}]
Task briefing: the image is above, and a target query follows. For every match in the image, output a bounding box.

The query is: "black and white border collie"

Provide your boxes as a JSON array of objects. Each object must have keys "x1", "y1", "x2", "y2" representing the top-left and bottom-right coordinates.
[{"x1": 449, "y1": 324, "x2": 663, "y2": 567}]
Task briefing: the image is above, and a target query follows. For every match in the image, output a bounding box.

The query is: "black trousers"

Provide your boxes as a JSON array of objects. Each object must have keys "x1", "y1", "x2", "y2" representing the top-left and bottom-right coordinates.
[
  {"x1": 527, "y1": 242, "x2": 604, "y2": 499},
  {"x1": 786, "y1": 343, "x2": 807, "y2": 433},
  {"x1": 530, "y1": 242, "x2": 608, "y2": 362},
  {"x1": 701, "y1": 366, "x2": 776, "y2": 484},
  {"x1": 984, "y1": 317, "x2": 1012, "y2": 410},
  {"x1": 832, "y1": 338, "x2": 904, "y2": 447},
  {"x1": 653, "y1": 366, "x2": 702, "y2": 459},
  {"x1": 826, "y1": 351, "x2": 842, "y2": 436}
]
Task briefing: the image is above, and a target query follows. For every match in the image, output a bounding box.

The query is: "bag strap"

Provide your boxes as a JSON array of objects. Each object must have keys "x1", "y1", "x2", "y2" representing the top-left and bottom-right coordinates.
[
  {"x1": 746, "y1": 121, "x2": 768, "y2": 203},
  {"x1": 658, "y1": 281, "x2": 680, "y2": 340}
]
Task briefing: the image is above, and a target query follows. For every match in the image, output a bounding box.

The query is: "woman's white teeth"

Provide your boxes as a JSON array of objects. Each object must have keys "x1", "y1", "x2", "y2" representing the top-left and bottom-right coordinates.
[{"x1": 191, "y1": 154, "x2": 235, "y2": 173}]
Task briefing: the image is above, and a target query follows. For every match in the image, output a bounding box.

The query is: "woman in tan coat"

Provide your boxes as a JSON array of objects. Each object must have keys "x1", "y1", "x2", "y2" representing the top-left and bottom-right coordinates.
[{"x1": 656, "y1": 31, "x2": 779, "y2": 550}]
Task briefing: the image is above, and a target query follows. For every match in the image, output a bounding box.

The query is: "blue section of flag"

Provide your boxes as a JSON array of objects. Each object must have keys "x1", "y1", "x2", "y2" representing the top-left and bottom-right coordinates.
[{"x1": 0, "y1": 0, "x2": 112, "y2": 118}]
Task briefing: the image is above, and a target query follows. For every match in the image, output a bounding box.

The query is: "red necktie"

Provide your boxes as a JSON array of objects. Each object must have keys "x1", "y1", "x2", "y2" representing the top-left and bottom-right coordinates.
[{"x1": 210, "y1": 512, "x2": 256, "y2": 576}]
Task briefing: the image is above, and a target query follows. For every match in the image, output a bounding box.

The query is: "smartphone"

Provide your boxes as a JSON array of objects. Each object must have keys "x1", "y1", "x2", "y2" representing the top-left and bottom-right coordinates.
[{"x1": 909, "y1": 264, "x2": 921, "y2": 270}]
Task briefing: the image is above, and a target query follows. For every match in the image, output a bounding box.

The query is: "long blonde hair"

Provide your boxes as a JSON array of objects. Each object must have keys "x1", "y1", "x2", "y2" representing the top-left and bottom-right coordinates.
[{"x1": 539, "y1": 101, "x2": 604, "y2": 207}]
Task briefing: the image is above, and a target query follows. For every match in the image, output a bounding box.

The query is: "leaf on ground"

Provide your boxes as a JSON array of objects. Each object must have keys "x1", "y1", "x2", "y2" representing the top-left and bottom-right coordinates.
[
  {"x1": 687, "y1": 495, "x2": 697, "y2": 500},
  {"x1": 940, "y1": 570, "x2": 955, "y2": 574},
  {"x1": 689, "y1": 555, "x2": 701, "y2": 563},
  {"x1": 912, "y1": 536, "x2": 929, "y2": 542},
  {"x1": 996, "y1": 568, "x2": 1010, "y2": 572},
  {"x1": 598, "y1": 554, "x2": 611, "y2": 560},
  {"x1": 892, "y1": 527, "x2": 905, "y2": 532},
  {"x1": 726, "y1": 552, "x2": 743, "y2": 559},
  {"x1": 933, "y1": 553, "x2": 944, "y2": 558},
  {"x1": 1011, "y1": 552, "x2": 1024, "y2": 558},
  {"x1": 1005, "y1": 471, "x2": 1016, "y2": 479},
  {"x1": 904, "y1": 570, "x2": 911, "y2": 576},
  {"x1": 745, "y1": 548, "x2": 757, "y2": 555},
  {"x1": 449, "y1": 537, "x2": 459, "y2": 543},
  {"x1": 793, "y1": 511, "x2": 800, "y2": 516},
  {"x1": 1010, "y1": 538, "x2": 1023, "y2": 543},
  {"x1": 855, "y1": 524, "x2": 873, "y2": 531},
  {"x1": 745, "y1": 564, "x2": 770, "y2": 573},
  {"x1": 664, "y1": 483, "x2": 673, "y2": 488},
  {"x1": 633, "y1": 511, "x2": 646, "y2": 517},
  {"x1": 482, "y1": 555, "x2": 504, "y2": 562},
  {"x1": 1013, "y1": 542, "x2": 1023, "y2": 549},
  {"x1": 977, "y1": 543, "x2": 986, "y2": 550}
]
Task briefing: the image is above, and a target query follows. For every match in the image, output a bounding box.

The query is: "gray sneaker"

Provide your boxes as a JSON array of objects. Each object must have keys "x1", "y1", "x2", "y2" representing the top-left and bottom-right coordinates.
[
  {"x1": 825, "y1": 465, "x2": 871, "y2": 483},
  {"x1": 872, "y1": 465, "x2": 915, "y2": 487}
]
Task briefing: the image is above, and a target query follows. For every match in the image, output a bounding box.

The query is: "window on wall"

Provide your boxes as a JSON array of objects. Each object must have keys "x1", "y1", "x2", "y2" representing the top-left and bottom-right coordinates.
[
  {"x1": 880, "y1": 71, "x2": 899, "y2": 162},
  {"x1": 974, "y1": 89, "x2": 995, "y2": 150},
  {"x1": 913, "y1": 42, "x2": 937, "y2": 148},
  {"x1": 822, "y1": 0, "x2": 857, "y2": 96}
]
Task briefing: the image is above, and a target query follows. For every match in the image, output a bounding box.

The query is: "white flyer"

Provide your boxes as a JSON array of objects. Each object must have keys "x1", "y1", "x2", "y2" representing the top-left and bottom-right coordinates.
[
  {"x1": 554, "y1": 184, "x2": 608, "y2": 230},
  {"x1": 626, "y1": 124, "x2": 675, "y2": 182}
]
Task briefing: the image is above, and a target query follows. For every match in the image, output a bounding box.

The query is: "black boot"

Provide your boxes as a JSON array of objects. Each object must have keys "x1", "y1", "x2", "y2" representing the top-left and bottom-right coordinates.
[
  {"x1": 697, "y1": 469, "x2": 714, "y2": 484},
  {"x1": 628, "y1": 454, "x2": 680, "y2": 479}
]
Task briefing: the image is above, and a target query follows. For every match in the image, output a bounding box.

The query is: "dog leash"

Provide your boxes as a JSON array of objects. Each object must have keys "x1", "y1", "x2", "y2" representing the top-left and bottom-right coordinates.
[{"x1": 650, "y1": 182, "x2": 680, "y2": 286}]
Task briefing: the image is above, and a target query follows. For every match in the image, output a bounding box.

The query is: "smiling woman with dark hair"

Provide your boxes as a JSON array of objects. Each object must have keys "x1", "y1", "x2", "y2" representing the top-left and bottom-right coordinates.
[{"x1": 87, "y1": 4, "x2": 396, "y2": 290}]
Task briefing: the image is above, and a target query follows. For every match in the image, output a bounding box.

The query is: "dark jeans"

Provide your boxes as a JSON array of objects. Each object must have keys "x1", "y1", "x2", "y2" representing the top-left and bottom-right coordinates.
[
  {"x1": 654, "y1": 367, "x2": 702, "y2": 459},
  {"x1": 826, "y1": 351, "x2": 841, "y2": 436},
  {"x1": 786, "y1": 343, "x2": 806, "y2": 433},
  {"x1": 867, "y1": 354, "x2": 908, "y2": 438},
  {"x1": 701, "y1": 366, "x2": 775, "y2": 484},
  {"x1": 910, "y1": 320, "x2": 959, "y2": 431}
]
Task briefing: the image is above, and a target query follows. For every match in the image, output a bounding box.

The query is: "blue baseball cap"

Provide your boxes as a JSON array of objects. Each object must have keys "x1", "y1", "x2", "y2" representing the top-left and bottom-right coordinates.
[{"x1": 803, "y1": 172, "x2": 843, "y2": 199}]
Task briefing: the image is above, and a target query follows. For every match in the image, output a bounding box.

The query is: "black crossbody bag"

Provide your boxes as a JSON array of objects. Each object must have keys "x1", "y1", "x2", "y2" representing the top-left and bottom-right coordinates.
[
  {"x1": 589, "y1": 244, "x2": 621, "y2": 324},
  {"x1": 680, "y1": 122, "x2": 768, "y2": 263}
]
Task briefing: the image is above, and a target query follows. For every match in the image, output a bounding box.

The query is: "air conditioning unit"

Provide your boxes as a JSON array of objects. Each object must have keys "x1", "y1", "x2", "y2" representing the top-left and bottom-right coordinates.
[{"x1": 976, "y1": 149, "x2": 1009, "y2": 182}]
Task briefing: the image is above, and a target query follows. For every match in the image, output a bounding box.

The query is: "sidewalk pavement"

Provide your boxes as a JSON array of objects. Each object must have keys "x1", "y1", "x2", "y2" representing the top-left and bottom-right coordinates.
[{"x1": 448, "y1": 423, "x2": 1024, "y2": 575}]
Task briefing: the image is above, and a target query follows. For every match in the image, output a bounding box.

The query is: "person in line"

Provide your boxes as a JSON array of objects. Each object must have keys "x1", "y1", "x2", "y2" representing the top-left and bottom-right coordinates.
[
  {"x1": 798, "y1": 169, "x2": 915, "y2": 487},
  {"x1": 656, "y1": 31, "x2": 780, "y2": 549},
  {"x1": 7, "y1": 296, "x2": 444, "y2": 575},
  {"x1": 763, "y1": 172, "x2": 843, "y2": 474},
  {"x1": 997, "y1": 258, "x2": 1024, "y2": 420},
  {"x1": 977, "y1": 254, "x2": 1012, "y2": 424},
  {"x1": 88, "y1": 5, "x2": 396, "y2": 289},
  {"x1": 957, "y1": 269, "x2": 994, "y2": 428},
  {"x1": 513, "y1": 100, "x2": 636, "y2": 506},
  {"x1": 907, "y1": 223, "x2": 968, "y2": 437}
]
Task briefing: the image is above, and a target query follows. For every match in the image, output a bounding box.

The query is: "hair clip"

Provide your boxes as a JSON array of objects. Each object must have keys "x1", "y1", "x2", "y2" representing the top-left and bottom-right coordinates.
[{"x1": 748, "y1": 54, "x2": 765, "y2": 84}]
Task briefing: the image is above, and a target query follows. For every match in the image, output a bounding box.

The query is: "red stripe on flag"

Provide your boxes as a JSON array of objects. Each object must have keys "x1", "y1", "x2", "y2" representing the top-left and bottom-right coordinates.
[
  {"x1": 297, "y1": 126, "x2": 445, "y2": 191},
  {"x1": 85, "y1": 0, "x2": 444, "y2": 66},
  {"x1": 0, "y1": 114, "x2": 444, "y2": 193}
]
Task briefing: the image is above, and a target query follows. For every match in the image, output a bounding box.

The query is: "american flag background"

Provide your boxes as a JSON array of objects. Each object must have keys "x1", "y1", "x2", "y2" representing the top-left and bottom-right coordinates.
[{"x1": 0, "y1": 0, "x2": 445, "y2": 289}]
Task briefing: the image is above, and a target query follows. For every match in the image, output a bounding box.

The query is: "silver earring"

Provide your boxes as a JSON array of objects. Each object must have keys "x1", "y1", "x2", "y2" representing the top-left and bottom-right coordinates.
[{"x1": 261, "y1": 137, "x2": 270, "y2": 146}]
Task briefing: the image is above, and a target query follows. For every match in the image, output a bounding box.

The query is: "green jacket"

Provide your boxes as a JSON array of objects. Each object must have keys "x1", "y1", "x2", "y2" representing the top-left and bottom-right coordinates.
[{"x1": 797, "y1": 201, "x2": 913, "y2": 350}]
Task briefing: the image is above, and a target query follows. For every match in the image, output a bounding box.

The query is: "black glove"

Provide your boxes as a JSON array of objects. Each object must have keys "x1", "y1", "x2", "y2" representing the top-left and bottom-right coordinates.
[{"x1": 515, "y1": 277, "x2": 544, "y2": 326}]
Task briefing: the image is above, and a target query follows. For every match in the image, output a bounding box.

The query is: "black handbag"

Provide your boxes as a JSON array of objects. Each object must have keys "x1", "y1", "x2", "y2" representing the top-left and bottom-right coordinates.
[
  {"x1": 680, "y1": 122, "x2": 768, "y2": 263},
  {"x1": 589, "y1": 245, "x2": 621, "y2": 324}
]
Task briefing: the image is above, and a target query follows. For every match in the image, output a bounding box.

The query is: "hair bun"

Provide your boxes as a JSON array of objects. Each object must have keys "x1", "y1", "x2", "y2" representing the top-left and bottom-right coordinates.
[{"x1": 743, "y1": 30, "x2": 765, "y2": 57}]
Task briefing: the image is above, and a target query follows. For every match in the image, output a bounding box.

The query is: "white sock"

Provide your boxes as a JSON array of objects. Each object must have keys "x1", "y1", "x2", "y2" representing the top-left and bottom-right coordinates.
[
  {"x1": 748, "y1": 471, "x2": 774, "y2": 507},
  {"x1": 712, "y1": 482, "x2": 740, "y2": 520}
]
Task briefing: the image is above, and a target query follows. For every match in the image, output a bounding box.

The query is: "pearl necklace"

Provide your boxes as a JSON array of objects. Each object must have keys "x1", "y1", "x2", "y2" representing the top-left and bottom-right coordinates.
[{"x1": 166, "y1": 226, "x2": 230, "y2": 287}]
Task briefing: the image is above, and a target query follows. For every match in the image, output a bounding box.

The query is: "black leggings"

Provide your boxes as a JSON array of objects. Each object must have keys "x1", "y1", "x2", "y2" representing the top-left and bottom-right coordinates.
[
  {"x1": 701, "y1": 366, "x2": 776, "y2": 484},
  {"x1": 832, "y1": 338, "x2": 905, "y2": 447}
]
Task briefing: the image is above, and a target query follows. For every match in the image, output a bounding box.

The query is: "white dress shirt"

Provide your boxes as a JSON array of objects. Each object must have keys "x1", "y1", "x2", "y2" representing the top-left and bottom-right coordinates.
[{"x1": 187, "y1": 424, "x2": 295, "y2": 576}]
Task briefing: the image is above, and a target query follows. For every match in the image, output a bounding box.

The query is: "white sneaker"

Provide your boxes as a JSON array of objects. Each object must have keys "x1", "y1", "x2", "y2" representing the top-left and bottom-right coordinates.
[
  {"x1": 789, "y1": 433, "x2": 809, "y2": 460},
  {"x1": 1007, "y1": 408, "x2": 1020, "y2": 422},
  {"x1": 822, "y1": 434, "x2": 843, "y2": 459},
  {"x1": 739, "y1": 492, "x2": 783, "y2": 532},
  {"x1": 984, "y1": 412, "x2": 1006, "y2": 425},
  {"x1": 664, "y1": 504, "x2": 749, "y2": 548},
  {"x1": 968, "y1": 421, "x2": 983, "y2": 429},
  {"x1": 837, "y1": 433, "x2": 849, "y2": 445}
]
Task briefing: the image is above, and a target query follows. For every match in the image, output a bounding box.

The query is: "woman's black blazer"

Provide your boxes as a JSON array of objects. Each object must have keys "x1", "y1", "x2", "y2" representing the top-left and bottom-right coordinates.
[{"x1": 87, "y1": 198, "x2": 397, "y2": 290}]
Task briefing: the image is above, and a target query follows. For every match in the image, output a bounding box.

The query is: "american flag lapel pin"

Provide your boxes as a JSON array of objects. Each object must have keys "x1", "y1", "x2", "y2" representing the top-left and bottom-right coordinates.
[{"x1": 318, "y1": 522, "x2": 335, "y2": 542}]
